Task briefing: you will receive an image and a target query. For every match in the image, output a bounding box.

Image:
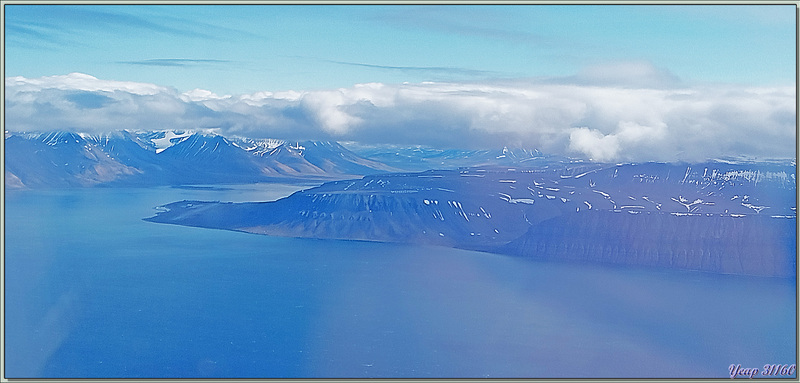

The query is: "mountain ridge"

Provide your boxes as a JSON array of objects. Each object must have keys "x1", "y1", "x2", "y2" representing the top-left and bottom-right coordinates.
[{"x1": 4, "y1": 129, "x2": 401, "y2": 188}]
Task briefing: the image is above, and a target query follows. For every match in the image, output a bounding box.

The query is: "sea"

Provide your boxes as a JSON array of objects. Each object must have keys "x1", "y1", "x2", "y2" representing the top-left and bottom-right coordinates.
[{"x1": 4, "y1": 183, "x2": 797, "y2": 379}]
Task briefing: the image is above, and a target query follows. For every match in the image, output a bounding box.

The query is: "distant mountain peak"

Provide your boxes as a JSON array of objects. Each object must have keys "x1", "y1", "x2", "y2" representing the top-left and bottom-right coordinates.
[
  {"x1": 5, "y1": 129, "x2": 401, "y2": 188},
  {"x1": 231, "y1": 137, "x2": 286, "y2": 155},
  {"x1": 35, "y1": 131, "x2": 85, "y2": 146}
]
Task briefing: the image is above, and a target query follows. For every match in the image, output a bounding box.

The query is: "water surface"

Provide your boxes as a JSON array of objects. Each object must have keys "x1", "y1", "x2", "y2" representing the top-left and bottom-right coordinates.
[{"x1": 4, "y1": 184, "x2": 796, "y2": 378}]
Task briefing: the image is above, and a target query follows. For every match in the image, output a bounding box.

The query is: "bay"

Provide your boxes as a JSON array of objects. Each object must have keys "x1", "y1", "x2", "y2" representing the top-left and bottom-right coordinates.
[{"x1": 3, "y1": 184, "x2": 796, "y2": 378}]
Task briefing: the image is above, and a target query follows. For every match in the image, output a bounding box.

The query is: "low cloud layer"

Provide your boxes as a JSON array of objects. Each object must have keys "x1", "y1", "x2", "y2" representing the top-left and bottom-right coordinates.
[{"x1": 5, "y1": 70, "x2": 795, "y2": 162}]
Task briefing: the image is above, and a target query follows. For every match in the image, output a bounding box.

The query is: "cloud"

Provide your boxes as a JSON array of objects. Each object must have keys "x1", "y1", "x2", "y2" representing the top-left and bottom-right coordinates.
[
  {"x1": 544, "y1": 60, "x2": 683, "y2": 89},
  {"x1": 6, "y1": 6, "x2": 215, "y2": 45},
  {"x1": 569, "y1": 127, "x2": 621, "y2": 162},
  {"x1": 5, "y1": 5, "x2": 257, "y2": 51},
  {"x1": 322, "y1": 59, "x2": 502, "y2": 79},
  {"x1": 4, "y1": 70, "x2": 795, "y2": 162},
  {"x1": 64, "y1": 92, "x2": 114, "y2": 109},
  {"x1": 180, "y1": 88, "x2": 231, "y2": 102},
  {"x1": 569, "y1": 121, "x2": 668, "y2": 162},
  {"x1": 5, "y1": 73, "x2": 168, "y2": 95},
  {"x1": 370, "y1": 6, "x2": 550, "y2": 46},
  {"x1": 117, "y1": 58, "x2": 233, "y2": 67},
  {"x1": 5, "y1": 23, "x2": 66, "y2": 48}
]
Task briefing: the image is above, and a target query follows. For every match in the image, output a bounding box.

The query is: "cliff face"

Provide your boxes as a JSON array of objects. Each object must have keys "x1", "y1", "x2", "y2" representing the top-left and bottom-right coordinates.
[
  {"x1": 500, "y1": 211, "x2": 796, "y2": 277},
  {"x1": 146, "y1": 162, "x2": 796, "y2": 277}
]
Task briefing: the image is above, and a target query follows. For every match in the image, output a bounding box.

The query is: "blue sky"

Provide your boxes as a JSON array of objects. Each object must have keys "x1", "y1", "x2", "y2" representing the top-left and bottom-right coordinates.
[
  {"x1": 5, "y1": 4, "x2": 795, "y2": 93},
  {"x1": 3, "y1": 4, "x2": 797, "y2": 161}
]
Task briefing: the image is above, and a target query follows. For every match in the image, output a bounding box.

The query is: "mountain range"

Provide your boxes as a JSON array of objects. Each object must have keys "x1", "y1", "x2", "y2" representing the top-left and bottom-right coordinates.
[
  {"x1": 4, "y1": 129, "x2": 587, "y2": 189},
  {"x1": 4, "y1": 130, "x2": 398, "y2": 188}
]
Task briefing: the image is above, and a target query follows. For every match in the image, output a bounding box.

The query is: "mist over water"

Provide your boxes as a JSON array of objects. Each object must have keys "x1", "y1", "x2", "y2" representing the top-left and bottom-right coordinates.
[{"x1": 4, "y1": 185, "x2": 796, "y2": 378}]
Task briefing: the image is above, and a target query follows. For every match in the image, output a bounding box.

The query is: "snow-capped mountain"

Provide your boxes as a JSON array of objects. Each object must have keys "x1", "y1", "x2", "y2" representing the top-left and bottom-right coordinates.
[
  {"x1": 147, "y1": 161, "x2": 796, "y2": 277},
  {"x1": 231, "y1": 137, "x2": 398, "y2": 176},
  {"x1": 4, "y1": 131, "x2": 144, "y2": 188},
  {"x1": 4, "y1": 130, "x2": 400, "y2": 188}
]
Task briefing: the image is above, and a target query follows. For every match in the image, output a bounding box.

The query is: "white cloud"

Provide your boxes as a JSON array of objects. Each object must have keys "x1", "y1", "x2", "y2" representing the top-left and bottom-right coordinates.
[
  {"x1": 568, "y1": 122, "x2": 668, "y2": 162},
  {"x1": 179, "y1": 88, "x2": 231, "y2": 103},
  {"x1": 569, "y1": 127, "x2": 621, "y2": 162},
  {"x1": 5, "y1": 72, "x2": 167, "y2": 95},
  {"x1": 300, "y1": 89, "x2": 365, "y2": 135},
  {"x1": 4, "y1": 71, "x2": 795, "y2": 162},
  {"x1": 572, "y1": 61, "x2": 682, "y2": 88}
]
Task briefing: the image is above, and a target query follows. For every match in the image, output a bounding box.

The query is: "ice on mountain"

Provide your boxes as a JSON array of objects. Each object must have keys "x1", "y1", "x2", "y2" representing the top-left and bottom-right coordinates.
[
  {"x1": 592, "y1": 190, "x2": 611, "y2": 198},
  {"x1": 741, "y1": 203, "x2": 769, "y2": 214},
  {"x1": 151, "y1": 131, "x2": 192, "y2": 153}
]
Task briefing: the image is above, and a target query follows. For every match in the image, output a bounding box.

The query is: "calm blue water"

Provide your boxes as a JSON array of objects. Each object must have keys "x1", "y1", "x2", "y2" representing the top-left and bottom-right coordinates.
[{"x1": 4, "y1": 184, "x2": 797, "y2": 379}]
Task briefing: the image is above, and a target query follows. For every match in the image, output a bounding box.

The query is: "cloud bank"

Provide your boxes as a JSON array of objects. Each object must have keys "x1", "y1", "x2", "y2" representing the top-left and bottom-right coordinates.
[{"x1": 4, "y1": 70, "x2": 795, "y2": 162}]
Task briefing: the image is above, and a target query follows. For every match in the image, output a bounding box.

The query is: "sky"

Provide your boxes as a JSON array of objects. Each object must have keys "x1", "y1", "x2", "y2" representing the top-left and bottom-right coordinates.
[{"x1": 3, "y1": 4, "x2": 797, "y2": 162}]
